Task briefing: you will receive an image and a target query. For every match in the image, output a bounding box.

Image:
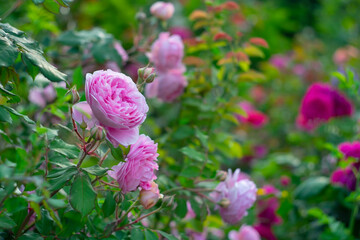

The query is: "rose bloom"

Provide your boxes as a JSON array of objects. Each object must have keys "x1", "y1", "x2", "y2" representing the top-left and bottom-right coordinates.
[
  {"x1": 338, "y1": 141, "x2": 360, "y2": 159},
  {"x1": 330, "y1": 163, "x2": 360, "y2": 191},
  {"x1": 236, "y1": 101, "x2": 268, "y2": 128},
  {"x1": 108, "y1": 134, "x2": 158, "y2": 193},
  {"x1": 150, "y1": 1, "x2": 175, "y2": 20},
  {"x1": 149, "y1": 32, "x2": 185, "y2": 72},
  {"x1": 145, "y1": 68, "x2": 187, "y2": 102},
  {"x1": 297, "y1": 82, "x2": 353, "y2": 130},
  {"x1": 229, "y1": 225, "x2": 261, "y2": 240},
  {"x1": 211, "y1": 169, "x2": 257, "y2": 224},
  {"x1": 72, "y1": 69, "x2": 148, "y2": 147}
]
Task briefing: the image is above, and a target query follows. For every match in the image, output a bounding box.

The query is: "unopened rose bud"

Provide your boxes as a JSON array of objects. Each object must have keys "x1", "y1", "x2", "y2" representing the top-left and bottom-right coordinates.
[
  {"x1": 138, "y1": 67, "x2": 156, "y2": 83},
  {"x1": 150, "y1": 2, "x2": 175, "y2": 21},
  {"x1": 71, "y1": 87, "x2": 80, "y2": 104},
  {"x1": 219, "y1": 198, "x2": 230, "y2": 208},
  {"x1": 136, "y1": 12, "x2": 146, "y2": 21},
  {"x1": 140, "y1": 182, "x2": 162, "y2": 209},
  {"x1": 80, "y1": 120, "x2": 87, "y2": 130},
  {"x1": 216, "y1": 170, "x2": 227, "y2": 181},
  {"x1": 90, "y1": 126, "x2": 105, "y2": 141}
]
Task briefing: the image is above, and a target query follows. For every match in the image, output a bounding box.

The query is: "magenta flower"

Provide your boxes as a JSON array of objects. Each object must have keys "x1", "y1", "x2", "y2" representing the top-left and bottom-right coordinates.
[
  {"x1": 145, "y1": 69, "x2": 187, "y2": 102},
  {"x1": 229, "y1": 225, "x2": 261, "y2": 240},
  {"x1": 211, "y1": 169, "x2": 257, "y2": 224},
  {"x1": 108, "y1": 134, "x2": 159, "y2": 193},
  {"x1": 236, "y1": 101, "x2": 268, "y2": 128},
  {"x1": 185, "y1": 201, "x2": 196, "y2": 219},
  {"x1": 297, "y1": 83, "x2": 353, "y2": 130},
  {"x1": 150, "y1": 1, "x2": 175, "y2": 20},
  {"x1": 338, "y1": 141, "x2": 360, "y2": 159},
  {"x1": 149, "y1": 32, "x2": 185, "y2": 72},
  {"x1": 253, "y1": 224, "x2": 277, "y2": 240},
  {"x1": 330, "y1": 163, "x2": 360, "y2": 191},
  {"x1": 72, "y1": 70, "x2": 149, "y2": 147},
  {"x1": 169, "y1": 27, "x2": 192, "y2": 40}
]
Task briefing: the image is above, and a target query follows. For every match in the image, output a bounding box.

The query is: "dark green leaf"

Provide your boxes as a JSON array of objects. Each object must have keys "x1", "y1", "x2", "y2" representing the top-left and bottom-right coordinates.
[
  {"x1": 157, "y1": 231, "x2": 178, "y2": 240},
  {"x1": 50, "y1": 139, "x2": 80, "y2": 158},
  {"x1": 0, "y1": 215, "x2": 16, "y2": 229},
  {"x1": 131, "y1": 229, "x2": 144, "y2": 240},
  {"x1": 70, "y1": 172, "x2": 97, "y2": 216},
  {"x1": 42, "y1": 0, "x2": 60, "y2": 13},
  {"x1": 1, "y1": 105, "x2": 35, "y2": 124},
  {"x1": 47, "y1": 166, "x2": 78, "y2": 191},
  {"x1": 145, "y1": 229, "x2": 159, "y2": 240},
  {"x1": 0, "y1": 106, "x2": 12, "y2": 123},
  {"x1": 0, "y1": 38, "x2": 18, "y2": 67},
  {"x1": 180, "y1": 166, "x2": 200, "y2": 178},
  {"x1": 294, "y1": 177, "x2": 329, "y2": 200},
  {"x1": 180, "y1": 147, "x2": 205, "y2": 162},
  {"x1": 102, "y1": 192, "x2": 116, "y2": 218},
  {"x1": 175, "y1": 199, "x2": 187, "y2": 218},
  {"x1": 195, "y1": 128, "x2": 208, "y2": 147},
  {"x1": 84, "y1": 165, "x2": 109, "y2": 176},
  {"x1": 72, "y1": 66, "x2": 84, "y2": 89}
]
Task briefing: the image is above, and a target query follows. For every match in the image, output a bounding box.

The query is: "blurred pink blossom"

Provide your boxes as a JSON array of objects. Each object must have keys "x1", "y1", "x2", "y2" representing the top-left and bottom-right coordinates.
[
  {"x1": 229, "y1": 225, "x2": 261, "y2": 240},
  {"x1": 211, "y1": 169, "x2": 257, "y2": 224},
  {"x1": 237, "y1": 101, "x2": 268, "y2": 128},
  {"x1": 150, "y1": 1, "x2": 175, "y2": 20},
  {"x1": 338, "y1": 141, "x2": 360, "y2": 160}
]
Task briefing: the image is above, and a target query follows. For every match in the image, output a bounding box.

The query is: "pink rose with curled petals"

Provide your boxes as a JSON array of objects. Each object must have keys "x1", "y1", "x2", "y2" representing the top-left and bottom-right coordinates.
[
  {"x1": 297, "y1": 82, "x2": 353, "y2": 131},
  {"x1": 211, "y1": 169, "x2": 257, "y2": 224},
  {"x1": 150, "y1": 2, "x2": 175, "y2": 20},
  {"x1": 150, "y1": 32, "x2": 185, "y2": 72},
  {"x1": 229, "y1": 225, "x2": 260, "y2": 240},
  {"x1": 72, "y1": 69, "x2": 148, "y2": 147},
  {"x1": 145, "y1": 69, "x2": 187, "y2": 102},
  {"x1": 108, "y1": 134, "x2": 158, "y2": 193},
  {"x1": 338, "y1": 141, "x2": 360, "y2": 159}
]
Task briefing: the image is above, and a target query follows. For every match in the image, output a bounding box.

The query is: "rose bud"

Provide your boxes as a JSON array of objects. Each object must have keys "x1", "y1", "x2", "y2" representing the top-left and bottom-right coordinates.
[
  {"x1": 138, "y1": 67, "x2": 156, "y2": 83},
  {"x1": 140, "y1": 182, "x2": 162, "y2": 209},
  {"x1": 150, "y1": 1, "x2": 175, "y2": 20},
  {"x1": 216, "y1": 170, "x2": 228, "y2": 181}
]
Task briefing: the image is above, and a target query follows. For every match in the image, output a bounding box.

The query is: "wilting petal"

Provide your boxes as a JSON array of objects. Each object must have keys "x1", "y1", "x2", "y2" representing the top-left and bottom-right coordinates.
[
  {"x1": 105, "y1": 126, "x2": 139, "y2": 147},
  {"x1": 72, "y1": 101, "x2": 98, "y2": 129}
]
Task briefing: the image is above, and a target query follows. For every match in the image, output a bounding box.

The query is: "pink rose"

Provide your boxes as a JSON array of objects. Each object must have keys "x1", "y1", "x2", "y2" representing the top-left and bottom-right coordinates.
[
  {"x1": 229, "y1": 225, "x2": 261, "y2": 240},
  {"x1": 150, "y1": 32, "x2": 185, "y2": 72},
  {"x1": 145, "y1": 69, "x2": 187, "y2": 102},
  {"x1": 236, "y1": 101, "x2": 268, "y2": 128},
  {"x1": 211, "y1": 169, "x2": 257, "y2": 224},
  {"x1": 297, "y1": 83, "x2": 353, "y2": 130},
  {"x1": 29, "y1": 81, "x2": 65, "y2": 107},
  {"x1": 108, "y1": 134, "x2": 159, "y2": 193},
  {"x1": 338, "y1": 141, "x2": 360, "y2": 159},
  {"x1": 150, "y1": 1, "x2": 175, "y2": 20},
  {"x1": 140, "y1": 181, "x2": 162, "y2": 209},
  {"x1": 72, "y1": 70, "x2": 148, "y2": 147}
]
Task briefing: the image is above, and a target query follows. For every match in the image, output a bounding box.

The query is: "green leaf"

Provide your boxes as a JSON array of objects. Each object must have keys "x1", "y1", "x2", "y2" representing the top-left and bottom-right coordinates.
[
  {"x1": 47, "y1": 166, "x2": 78, "y2": 191},
  {"x1": 102, "y1": 192, "x2": 116, "y2": 218},
  {"x1": 195, "y1": 128, "x2": 208, "y2": 147},
  {"x1": 72, "y1": 66, "x2": 84, "y2": 89},
  {"x1": 32, "y1": 0, "x2": 45, "y2": 4},
  {"x1": 175, "y1": 199, "x2": 187, "y2": 218},
  {"x1": 0, "y1": 215, "x2": 17, "y2": 229},
  {"x1": 50, "y1": 139, "x2": 80, "y2": 159},
  {"x1": 42, "y1": 0, "x2": 60, "y2": 13},
  {"x1": 1, "y1": 105, "x2": 35, "y2": 124},
  {"x1": 131, "y1": 228, "x2": 144, "y2": 240},
  {"x1": 0, "y1": 38, "x2": 18, "y2": 67},
  {"x1": 17, "y1": 233, "x2": 43, "y2": 240},
  {"x1": 0, "y1": 106, "x2": 12, "y2": 123},
  {"x1": 84, "y1": 165, "x2": 109, "y2": 176},
  {"x1": 180, "y1": 147, "x2": 205, "y2": 162},
  {"x1": 145, "y1": 229, "x2": 159, "y2": 240},
  {"x1": 180, "y1": 166, "x2": 201, "y2": 178},
  {"x1": 294, "y1": 177, "x2": 329, "y2": 200},
  {"x1": 70, "y1": 172, "x2": 97, "y2": 216},
  {"x1": 107, "y1": 140, "x2": 125, "y2": 161},
  {"x1": 157, "y1": 231, "x2": 178, "y2": 240}
]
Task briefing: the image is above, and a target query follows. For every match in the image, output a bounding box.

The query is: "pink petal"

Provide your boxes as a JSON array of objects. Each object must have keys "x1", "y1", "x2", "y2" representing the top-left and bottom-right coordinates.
[
  {"x1": 105, "y1": 126, "x2": 139, "y2": 147},
  {"x1": 72, "y1": 101, "x2": 98, "y2": 129}
]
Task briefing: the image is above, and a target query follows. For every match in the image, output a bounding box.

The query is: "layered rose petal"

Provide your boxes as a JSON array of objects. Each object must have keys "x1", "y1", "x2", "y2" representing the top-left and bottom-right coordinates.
[
  {"x1": 150, "y1": 33, "x2": 184, "y2": 72},
  {"x1": 108, "y1": 135, "x2": 159, "y2": 193},
  {"x1": 146, "y1": 69, "x2": 187, "y2": 102},
  {"x1": 211, "y1": 169, "x2": 257, "y2": 224},
  {"x1": 338, "y1": 141, "x2": 360, "y2": 159},
  {"x1": 105, "y1": 126, "x2": 139, "y2": 147},
  {"x1": 229, "y1": 225, "x2": 261, "y2": 240},
  {"x1": 85, "y1": 70, "x2": 148, "y2": 129},
  {"x1": 72, "y1": 101, "x2": 98, "y2": 129}
]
